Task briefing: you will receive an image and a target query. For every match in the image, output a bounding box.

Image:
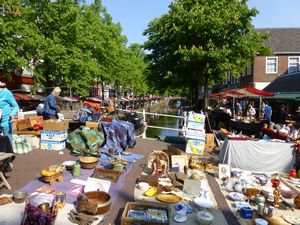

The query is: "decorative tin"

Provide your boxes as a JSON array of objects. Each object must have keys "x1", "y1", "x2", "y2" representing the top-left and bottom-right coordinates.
[{"x1": 56, "y1": 191, "x2": 66, "y2": 208}]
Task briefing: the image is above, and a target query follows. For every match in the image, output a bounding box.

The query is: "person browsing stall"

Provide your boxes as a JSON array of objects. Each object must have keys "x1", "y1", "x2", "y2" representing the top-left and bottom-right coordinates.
[
  {"x1": 42, "y1": 87, "x2": 61, "y2": 120},
  {"x1": 264, "y1": 101, "x2": 272, "y2": 122},
  {"x1": 0, "y1": 81, "x2": 19, "y2": 144},
  {"x1": 247, "y1": 104, "x2": 256, "y2": 120}
]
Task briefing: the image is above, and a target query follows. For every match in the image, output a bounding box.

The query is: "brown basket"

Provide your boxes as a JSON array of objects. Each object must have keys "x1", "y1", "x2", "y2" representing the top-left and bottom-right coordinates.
[
  {"x1": 79, "y1": 157, "x2": 99, "y2": 169},
  {"x1": 77, "y1": 191, "x2": 111, "y2": 215}
]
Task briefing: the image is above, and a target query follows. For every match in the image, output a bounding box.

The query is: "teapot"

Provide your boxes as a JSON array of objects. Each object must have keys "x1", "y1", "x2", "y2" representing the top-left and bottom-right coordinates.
[{"x1": 233, "y1": 181, "x2": 243, "y2": 193}]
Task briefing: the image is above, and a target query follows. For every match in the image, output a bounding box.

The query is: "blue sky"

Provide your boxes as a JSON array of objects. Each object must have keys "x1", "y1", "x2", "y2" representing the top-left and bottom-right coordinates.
[{"x1": 86, "y1": 0, "x2": 300, "y2": 45}]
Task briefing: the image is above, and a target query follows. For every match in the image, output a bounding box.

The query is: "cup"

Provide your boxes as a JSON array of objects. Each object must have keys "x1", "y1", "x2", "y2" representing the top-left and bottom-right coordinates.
[{"x1": 257, "y1": 203, "x2": 265, "y2": 216}]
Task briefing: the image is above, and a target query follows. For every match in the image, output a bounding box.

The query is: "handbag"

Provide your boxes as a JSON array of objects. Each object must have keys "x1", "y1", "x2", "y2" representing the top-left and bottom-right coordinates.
[
  {"x1": 12, "y1": 135, "x2": 32, "y2": 154},
  {"x1": 21, "y1": 197, "x2": 58, "y2": 225}
]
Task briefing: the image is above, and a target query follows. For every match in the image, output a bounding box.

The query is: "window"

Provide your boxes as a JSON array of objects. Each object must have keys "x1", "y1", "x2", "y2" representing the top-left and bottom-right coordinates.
[
  {"x1": 266, "y1": 57, "x2": 278, "y2": 74},
  {"x1": 288, "y1": 56, "x2": 300, "y2": 73}
]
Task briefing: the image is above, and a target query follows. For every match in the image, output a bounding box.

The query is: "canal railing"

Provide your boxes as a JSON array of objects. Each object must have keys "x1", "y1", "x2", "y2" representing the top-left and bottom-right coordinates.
[{"x1": 121, "y1": 109, "x2": 187, "y2": 139}]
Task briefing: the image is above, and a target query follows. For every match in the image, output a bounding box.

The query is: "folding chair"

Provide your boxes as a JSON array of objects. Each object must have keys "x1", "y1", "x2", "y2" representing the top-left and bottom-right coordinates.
[{"x1": 0, "y1": 153, "x2": 15, "y2": 190}]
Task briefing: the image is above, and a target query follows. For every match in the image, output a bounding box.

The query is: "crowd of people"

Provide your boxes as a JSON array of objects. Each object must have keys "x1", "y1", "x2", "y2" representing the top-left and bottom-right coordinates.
[{"x1": 0, "y1": 83, "x2": 62, "y2": 146}]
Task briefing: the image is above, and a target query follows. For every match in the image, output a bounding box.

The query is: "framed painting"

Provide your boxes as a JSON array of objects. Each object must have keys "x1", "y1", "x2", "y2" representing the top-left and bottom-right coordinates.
[{"x1": 218, "y1": 163, "x2": 231, "y2": 179}]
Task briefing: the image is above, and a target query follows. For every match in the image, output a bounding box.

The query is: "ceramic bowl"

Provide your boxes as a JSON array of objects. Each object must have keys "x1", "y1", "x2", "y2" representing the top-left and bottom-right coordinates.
[
  {"x1": 137, "y1": 182, "x2": 150, "y2": 191},
  {"x1": 63, "y1": 160, "x2": 76, "y2": 171},
  {"x1": 193, "y1": 197, "x2": 213, "y2": 209},
  {"x1": 13, "y1": 191, "x2": 28, "y2": 204}
]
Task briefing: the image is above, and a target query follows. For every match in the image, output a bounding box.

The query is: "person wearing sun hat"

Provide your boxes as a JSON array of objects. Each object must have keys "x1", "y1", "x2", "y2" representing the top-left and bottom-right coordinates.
[{"x1": 0, "y1": 81, "x2": 19, "y2": 144}]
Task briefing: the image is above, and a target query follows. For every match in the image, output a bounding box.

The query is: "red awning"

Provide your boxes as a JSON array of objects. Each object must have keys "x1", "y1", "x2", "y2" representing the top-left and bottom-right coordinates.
[
  {"x1": 13, "y1": 93, "x2": 33, "y2": 101},
  {"x1": 105, "y1": 97, "x2": 116, "y2": 102},
  {"x1": 209, "y1": 86, "x2": 275, "y2": 99}
]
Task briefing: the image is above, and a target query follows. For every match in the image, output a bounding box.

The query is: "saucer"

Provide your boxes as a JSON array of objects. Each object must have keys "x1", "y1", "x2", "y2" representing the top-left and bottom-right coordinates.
[{"x1": 173, "y1": 215, "x2": 187, "y2": 223}]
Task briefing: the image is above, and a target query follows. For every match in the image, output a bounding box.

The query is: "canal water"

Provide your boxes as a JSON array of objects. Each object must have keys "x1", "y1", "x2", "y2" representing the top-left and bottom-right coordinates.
[{"x1": 145, "y1": 107, "x2": 181, "y2": 138}]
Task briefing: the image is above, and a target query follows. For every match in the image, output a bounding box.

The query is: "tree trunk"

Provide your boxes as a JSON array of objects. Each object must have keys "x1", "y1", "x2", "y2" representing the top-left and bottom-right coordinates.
[
  {"x1": 204, "y1": 75, "x2": 208, "y2": 109},
  {"x1": 101, "y1": 82, "x2": 105, "y2": 100}
]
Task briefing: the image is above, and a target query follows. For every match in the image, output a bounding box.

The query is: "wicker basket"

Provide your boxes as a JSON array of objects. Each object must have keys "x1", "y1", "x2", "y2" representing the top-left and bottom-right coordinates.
[
  {"x1": 147, "y1": 151, "x2": 169, "y2": 174},
  {"x1": 79, "y1": 157, "x2": 99, "y2": 169}
]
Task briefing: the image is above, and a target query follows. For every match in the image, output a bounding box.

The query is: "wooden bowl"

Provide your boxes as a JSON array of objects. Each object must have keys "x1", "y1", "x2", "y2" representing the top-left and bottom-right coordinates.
[
  {"x1": 77, "y1": 191, "x2": 111, "y2": 215},
  {"x1": 63, "y1": 160, "x2": 76, "y2": 171},
  {"x1": 79, "y1": 157, "x2": 99, "y2": 169},
  {"x1": 13, "y1": 191, "x2": 28, "y2": 204}
]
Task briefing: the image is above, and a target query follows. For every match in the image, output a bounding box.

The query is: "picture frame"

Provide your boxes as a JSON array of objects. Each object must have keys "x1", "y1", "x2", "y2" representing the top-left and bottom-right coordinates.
[{"x1": 218, "y1": 163, "x2": 231, "y2": 179}]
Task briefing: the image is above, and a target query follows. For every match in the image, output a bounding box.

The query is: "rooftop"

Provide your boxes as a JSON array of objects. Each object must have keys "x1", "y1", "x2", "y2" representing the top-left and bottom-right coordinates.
[{"x1": 257, "y1": 28, "x2": 300, "y2": 53}]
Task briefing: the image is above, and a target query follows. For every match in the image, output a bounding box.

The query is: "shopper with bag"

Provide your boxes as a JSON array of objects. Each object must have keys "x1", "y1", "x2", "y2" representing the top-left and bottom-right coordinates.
[{"x1": 0, "y1": 81, "x2": 19, "y2": 144}]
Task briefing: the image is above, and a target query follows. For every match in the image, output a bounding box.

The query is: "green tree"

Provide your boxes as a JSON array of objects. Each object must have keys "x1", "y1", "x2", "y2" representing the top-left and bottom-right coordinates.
[{"x1": 144, "y1": 0, "x2": 271, "y2": 107}]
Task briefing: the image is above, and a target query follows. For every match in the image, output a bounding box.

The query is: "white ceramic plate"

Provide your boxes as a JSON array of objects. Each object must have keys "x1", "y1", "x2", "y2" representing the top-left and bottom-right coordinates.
[
  {"x1": 173, "y1": 215, "x2": 187, "y2": 223},
  {"x1": 284, "y1": 215, "x2": 300, "y2": 225},
  {"x1": 228, "y1": 192, "x2": 246, "y2": 201}
]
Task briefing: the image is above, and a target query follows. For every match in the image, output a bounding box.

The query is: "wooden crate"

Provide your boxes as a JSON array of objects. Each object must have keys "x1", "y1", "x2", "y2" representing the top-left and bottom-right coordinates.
[{"x1": 121, "y1": 202, "x2": 170, "y2": 225}]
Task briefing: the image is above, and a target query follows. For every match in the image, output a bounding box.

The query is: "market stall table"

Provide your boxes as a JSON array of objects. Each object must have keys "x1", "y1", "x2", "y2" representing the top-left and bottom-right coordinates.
[
  {"x1": 219, "y1": 139, "x2": 295, "y2": 173},
  {"x1": 229, "y1": 120, "x2": 263, "y2": 135},
  {"x1": 133, "y1": 174, "x2": 228, "y2": 225}
]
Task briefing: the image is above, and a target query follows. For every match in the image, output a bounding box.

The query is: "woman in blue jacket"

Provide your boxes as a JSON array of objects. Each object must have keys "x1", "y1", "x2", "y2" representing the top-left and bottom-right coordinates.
[
  {"x1": 42, "y1": 87, "x2": 61, "y2": 120},
  {"x1": 0, "y1": 81, "x2": 19, "y2": 144}
]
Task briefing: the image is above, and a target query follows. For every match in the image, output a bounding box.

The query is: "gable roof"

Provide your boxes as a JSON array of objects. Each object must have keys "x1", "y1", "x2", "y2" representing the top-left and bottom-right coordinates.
[
  {"x1": 263, "y1": 72, "x2": 300, "y2": 92},
  {"x1": 257, "y1": 28, "x2": 300, "y2": 53}
]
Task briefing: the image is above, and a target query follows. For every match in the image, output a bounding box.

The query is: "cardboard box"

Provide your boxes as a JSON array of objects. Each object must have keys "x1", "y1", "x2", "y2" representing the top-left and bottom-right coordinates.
[
  {"x1": 40, "y1": 140, "x2": 66, "y2": 150},
  {"x1": 185, "y1": 129, "x2": 206, "y2": 139},
  {"x1": 43, "y1": 120, "x2": 69, "y2": 131},
  {"x1": 187, "y1": 121, "x2": 205, "y2": 131},
  {"x1": 86, "y1": 121, "x2": 99, "y2": 128},
  {"x1": 185, "y1": 138, "x2": 205, "y2": 155},
  {"x1": 188, "y1": 111, "x2": 205, "y2": 123},
  {"x1": 15, "y1": 116, "x2": 44, "y2": 130},
  {"x1": 16, "y1": 118, "x2": 31, "y2": 131},
  {"x1": 121, "y1": 202, "x2": 170, "y2": 225},
  {"x1": 41, "y1": 130, "x2": 68, "y2": 141},
  {"x1": 29, "y1": 116, "x2": 43, "y2": 126}
]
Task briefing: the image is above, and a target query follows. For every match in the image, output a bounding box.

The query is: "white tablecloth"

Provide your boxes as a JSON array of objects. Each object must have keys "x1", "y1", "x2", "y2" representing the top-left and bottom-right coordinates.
[{"x1": 219, "y1": 139, "x2": 295, "y2": 173}]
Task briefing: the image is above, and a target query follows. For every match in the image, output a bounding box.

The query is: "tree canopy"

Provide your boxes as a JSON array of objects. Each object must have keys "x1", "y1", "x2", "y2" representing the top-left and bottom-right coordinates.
[
  {"x1": 0, "y1": 0, "x2": 148, "y2": 96},
  {"x1": 143, "y1": 0, "x2": 272, "y2": 106}
]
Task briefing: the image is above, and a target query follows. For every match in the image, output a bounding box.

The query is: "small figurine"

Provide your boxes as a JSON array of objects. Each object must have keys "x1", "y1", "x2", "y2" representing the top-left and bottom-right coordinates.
[
  {"x1": 273, "y1": 186, "x2": 280, "y2": 208},
  {"x1": 151, "y1": 153, "x2": 169, "y2": 178}
]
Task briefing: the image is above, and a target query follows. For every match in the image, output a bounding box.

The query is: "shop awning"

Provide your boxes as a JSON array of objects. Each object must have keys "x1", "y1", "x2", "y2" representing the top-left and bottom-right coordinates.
[
  {"x1": 13, "y1": 93, "x2": 34, "y2": 101},
  {"x1": 209, "y1": 86, "x2": 275, "y2": 99},
  {"x1": 86, "y1": 97, "x2": 102, "y2": 102},
  {"x1": 266, "y1": 92, "x2": 300, "y2": 100},
  {"x1": 105, "y1": 97, "x2": 116, "y2": 102}
]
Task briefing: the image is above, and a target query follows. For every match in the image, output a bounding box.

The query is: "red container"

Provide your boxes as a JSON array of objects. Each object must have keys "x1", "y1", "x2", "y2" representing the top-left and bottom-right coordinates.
[
  {"x1": 271, "y1": 178, "x2": 280, "y2": 188},
  {"x1": 289, "y1": 168, "x2": 297, "y2": 178}
]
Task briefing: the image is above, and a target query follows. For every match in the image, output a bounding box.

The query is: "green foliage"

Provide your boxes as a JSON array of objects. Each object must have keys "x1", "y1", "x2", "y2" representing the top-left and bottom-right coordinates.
[
  {"x1": 0, "y1": 0, "x2": 149, "y2": 96},
  {"x1": 144, "y1": 0, "x2": 272, "y2": 103}
]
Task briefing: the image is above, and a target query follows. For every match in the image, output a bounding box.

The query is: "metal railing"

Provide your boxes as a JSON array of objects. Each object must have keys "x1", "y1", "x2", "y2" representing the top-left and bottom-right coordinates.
[{"x1": 121, "y1": 109, "x2": 187, "y2": 139}]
